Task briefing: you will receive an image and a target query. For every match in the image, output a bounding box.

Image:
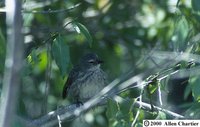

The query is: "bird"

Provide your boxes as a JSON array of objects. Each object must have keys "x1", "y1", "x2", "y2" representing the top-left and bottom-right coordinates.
[{"x1": 62, "y1": 53, "x2": 107, "y2": 104}]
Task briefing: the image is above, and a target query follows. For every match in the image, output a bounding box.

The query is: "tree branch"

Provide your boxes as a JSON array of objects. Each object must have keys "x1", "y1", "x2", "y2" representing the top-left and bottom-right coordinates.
[
  {"x1": 112, "y1": 95, "x2": 184, "y2": 119},
  {"x1": 28, "y1": 78, "x2": 118, "y2": 127},
  {"x1": 134, "y1": 101, "x2": 184, "y2": 119},
  {"x1": 0, "y1": 0, "x2": 24, "y2": 126},
  {"x1": 27, "y1": 62, "x2": 184, "y2": 127},
  {"x1": 28, "y1": 95, "x2": 184, "y2": 127},
  {"x1": 22, "y1": 3, "x2": 81, "y2": 14},
  {"x1": 27, "y1": 52, "x2": 200, "y2": 126}
]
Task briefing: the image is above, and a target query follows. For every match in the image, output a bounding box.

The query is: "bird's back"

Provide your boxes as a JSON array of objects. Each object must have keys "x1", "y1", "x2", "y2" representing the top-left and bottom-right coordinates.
[{"x1": 62, "y1": 66, "x2": 81, "y2": 99}]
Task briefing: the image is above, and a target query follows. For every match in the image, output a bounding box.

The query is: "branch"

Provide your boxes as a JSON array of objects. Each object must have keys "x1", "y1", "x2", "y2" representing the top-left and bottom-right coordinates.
[
  {"x1": 43, "y1": 43, "x2": 52, "y2": 114},
  {"x1": 0, "y1": 1, "x2": 81, "y2": 14},
  {"x1": 131, "y1": 89, "x2": 144, "y2": 127},
  {"x1": 22, "y1": 3, "x2": 81, "y2": 14},
  {"x1": 28, "y1": 104, "x2": 78, "y2": 127},
  {"x1": 29, "y1": 94, "x2": 184, "y2": 127},
  {"x1": 152, "y1": 51, "x2": 200, "y2": 64},
  {"x1": 134, "y1": 101, "x2": 184, "y2": 119},
  {"x1": 112, "y1": 95, "x2": 184, "y2": 119},
  {"x1": 28, "y1": 79, "x2": 120, "y2": 127},
  {"x1": 0, "y1": 0, "x2": 24, "y2": 126},
  {"x1": 27, "y1": 52, "x2": 200, "y2": 126},
  {"x1": 27, "y1": 61, "x2": 177, "y2": 127},
  {"x1": 28, "y1": 52, "x2": 200, "y2": 126}
]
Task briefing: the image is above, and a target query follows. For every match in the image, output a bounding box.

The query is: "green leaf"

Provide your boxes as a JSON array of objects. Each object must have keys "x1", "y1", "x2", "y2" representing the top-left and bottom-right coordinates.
[
  {"x1": 172, "y1": 16, "x2": 189, "y2": 51},
  {"x1": 106, "y1": 98, "x2": 134, "y2": 127},
  {"x1": 106, "y1": 99, "x2": 119, "y2": 120},
  {"x1": 52, "y1": 35, "x2": 70, "y2": 77},
  {"x1": 73, "y1": 22, "x2": 93, "y2": 47},
  {"x1": 189, "y1": 77, "x2": 200, "y2": 101},
  {"x1": 149, "y1": 84, "x2": 158, "y2": 94},
  {"x1": 28, "y1": 49, "x2": 47, "y2": 74},
  {"x1": 119, "y1": 98, "x2": 134, "y2": 121},
  {"x1": 155, "y1": 111, "x2": 166, "y2": 119},
  {"x1": 192, "y1": 0, "x2": 200, "y2": 12},
  {"x1": 185, "y1": 103, "x2": 200, "y2": 118},
  {"x1": 184, "y1": 83, "x2": 192, "y2": 100}
]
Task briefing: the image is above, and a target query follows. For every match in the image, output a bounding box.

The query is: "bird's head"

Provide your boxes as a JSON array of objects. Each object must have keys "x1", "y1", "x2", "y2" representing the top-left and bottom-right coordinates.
[{"x1": 80, "y1": 53, "x2": 103, "y2": 70}]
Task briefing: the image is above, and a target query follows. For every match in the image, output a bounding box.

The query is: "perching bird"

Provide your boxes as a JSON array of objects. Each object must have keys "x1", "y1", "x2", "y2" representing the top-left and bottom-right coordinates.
[{"x1": 62, "y1": 53, "x2": 107, "y2": 103}]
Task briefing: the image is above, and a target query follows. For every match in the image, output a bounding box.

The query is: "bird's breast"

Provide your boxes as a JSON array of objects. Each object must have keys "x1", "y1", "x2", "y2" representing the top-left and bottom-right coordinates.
[{"x1": 70, "y1": 69, "x2": 106, "y2": 102}]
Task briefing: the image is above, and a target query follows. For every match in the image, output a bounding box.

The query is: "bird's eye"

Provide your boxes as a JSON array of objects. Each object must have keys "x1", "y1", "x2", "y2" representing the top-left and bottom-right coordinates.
[{"x1": 88, "y1": 60, "x2": 95, "y2": 63}]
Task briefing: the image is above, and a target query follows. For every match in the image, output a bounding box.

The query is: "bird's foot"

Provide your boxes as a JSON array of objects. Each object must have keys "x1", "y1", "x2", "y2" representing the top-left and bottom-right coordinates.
[{"x1": 76, "y1": 100, "x2": 83, "y2": 107}]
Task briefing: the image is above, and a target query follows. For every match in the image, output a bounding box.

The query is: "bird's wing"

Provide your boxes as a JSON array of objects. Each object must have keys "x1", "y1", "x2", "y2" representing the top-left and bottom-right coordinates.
[{"x1": 62, "y1": 67, "x2": 79, "y2": 99}]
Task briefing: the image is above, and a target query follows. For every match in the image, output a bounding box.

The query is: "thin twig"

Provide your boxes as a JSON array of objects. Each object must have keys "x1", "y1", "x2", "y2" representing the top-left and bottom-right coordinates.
[
  {"x1": 176, "y1": 0, "x2": 181, "y2": 7},
  {"x1": 0, "y1": 3, "x2": 81, "y2": 14},
  {"x1": 30, "y1": 19, "x2": 76, "y2": 48},
  {"x1": 23, "y1": 0, "x2": 58, "y2": 10},
  {"x1": 57, "y1": 115, "x2": 61, "y2": 127},
  {"x1": 22, "y1": 3, "x2": 81, "y2": 14},
  {"x1": 134, "y1": 101, "x2": 184, "y2": 119},
  {"x1": 152, "y1": 51, "x2": 200, "y2": 64},
  {"x1": 43, "y1": 43, "x2": 52, "y2": 114},
  {"x1": 114, "y1": 96, "x2": 184, "y2": 119},
  {"x1": 157, "y1": 83, "x2": 163, "y2": 106},
  {"x1": 131, "y1": 86, "x2": 144, "y2": 127}
]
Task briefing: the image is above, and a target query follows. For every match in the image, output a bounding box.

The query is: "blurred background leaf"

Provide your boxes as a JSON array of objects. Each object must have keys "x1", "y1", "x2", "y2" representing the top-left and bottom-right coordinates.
[
  {"x1": 73, "y1": 21, "x2": 93, "y2": 47},
  {"x1": 192, "y1": 0, "x2": 200, "y2": 12}
]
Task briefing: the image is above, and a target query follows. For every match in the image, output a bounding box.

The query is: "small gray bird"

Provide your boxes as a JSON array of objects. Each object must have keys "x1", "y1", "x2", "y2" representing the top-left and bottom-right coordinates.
[{"x1": 62, "y1": 53, "x2": 107, "y2": 103}]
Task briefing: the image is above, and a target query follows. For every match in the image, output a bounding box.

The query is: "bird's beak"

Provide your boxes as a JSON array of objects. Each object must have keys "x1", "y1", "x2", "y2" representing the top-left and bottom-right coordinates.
[{"x1": 97, "y1": 59, "x2": 104, "y2": 64}]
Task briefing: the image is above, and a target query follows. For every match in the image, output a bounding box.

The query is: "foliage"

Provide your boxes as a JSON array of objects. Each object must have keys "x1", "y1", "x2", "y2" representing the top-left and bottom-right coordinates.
[
  {"x1": 1, "y1": 0, "x2": 200, "y2": 127},
  {"x1": 52, "y1": 34, "x2": 70, "y2": 77}
]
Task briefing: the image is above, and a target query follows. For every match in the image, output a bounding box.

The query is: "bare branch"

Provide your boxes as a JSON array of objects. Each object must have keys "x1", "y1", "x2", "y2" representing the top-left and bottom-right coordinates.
[
  {"x1": 28, "y1": 94, "x2": 184, "y2": 127},
  {"x1": 131, "y1": 88, "x2": 144, "y2": 127},
  {"x1": 22, "y1": 3, "x2": 81, "y2": 14},
  {"x1": 0, "y1": 3, "x2": 81, "y2": 14},
  {"x1": 43, "y1": 43, "x2": 52, "y2": 114},
  {"x1": 152, "y1": 51, "x2": 200, "y2": 64},
  {"x1": 112, "y1": 95, "x2": 184, "y2": 119},
  {"x1": 134, "y1": 101, "x2": 184, "y2": 119},
  {"x1": 29, "y1": 104, "x2": 78, "y2": 127},
  {"x1": 0, "y1": 0, "x2": 24, "y2": 126},
  {"x1": 27, "y1": 61, "x2": 181, "y2": 127},
  {"x1": 28, "y1": 79, "x2": 120, "y2": 127}
]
